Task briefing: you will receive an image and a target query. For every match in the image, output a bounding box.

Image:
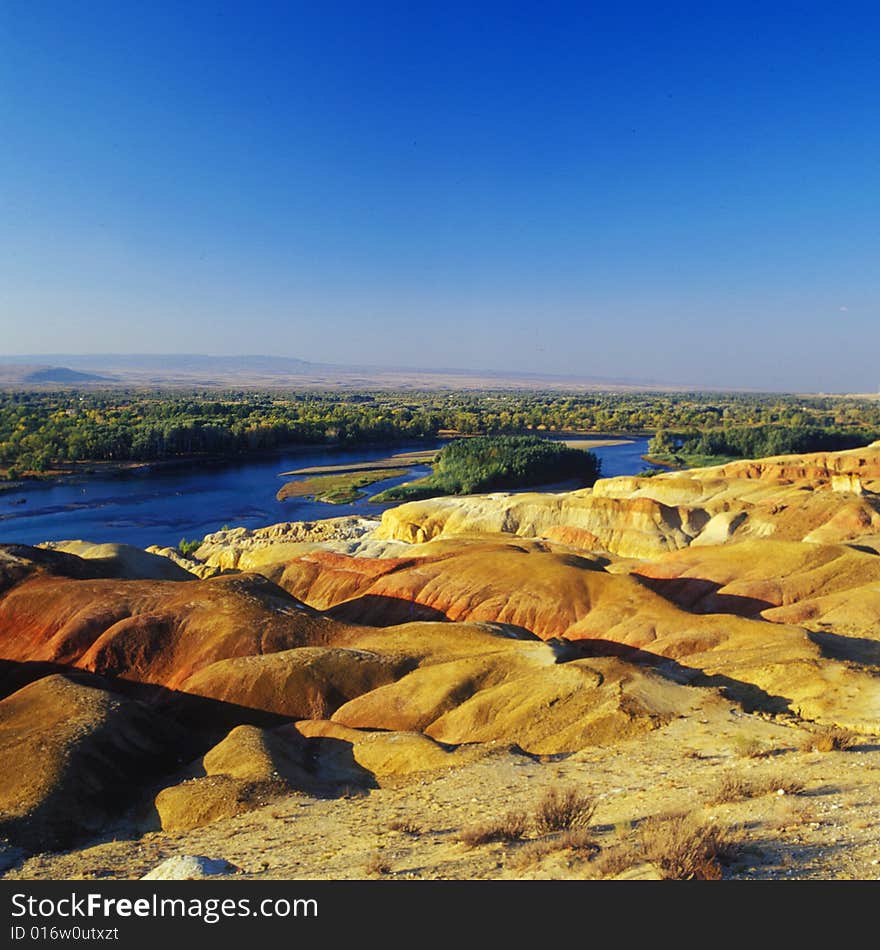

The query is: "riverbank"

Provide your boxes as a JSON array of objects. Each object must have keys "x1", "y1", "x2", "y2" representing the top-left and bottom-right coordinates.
[
  {"x1": 279, "y1": 449, "x2": 440, "y2": 477},
  {"x1": 642, "y1": 452, "x2": 743, "y2": 470},
  {"x1": 562, "y1": 438, "x2": 633, "y2": 449},
  {"x1": 0, "y1": 459, "x2": 157, "y2": 493},
  {"x1": 639, "y1": 454, "x2": 681, "y2": 471},
  {"x1": 0, "y1": 437, "x2": 652, "y2": 550},
  {"x1": 0, "y1": 440, "x2": 442, "y2": 494},
  {"x1": 276, "y1": 469, "x2": 411, "y2": 504},
  {"x1": 276, "y1": 449, "x2": 441, "y2": 505},
  {"x1": 0, "y1": 434, "x2": 640, "y2": 495}
]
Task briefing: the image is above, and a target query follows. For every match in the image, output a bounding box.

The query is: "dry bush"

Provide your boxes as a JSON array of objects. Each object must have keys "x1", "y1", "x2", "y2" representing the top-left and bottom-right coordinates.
[
  {"x1": 800, "y1": 727, "x2": 861, "y2": 753},
  {"x1": 749, "y1": 774, "x2": 804, "y2": 797},
  {"x1": 388, "y1": 818, "x2": 422, "y2": 835},
  {"x1": 338, "y1": 784, "x2": 369, "y2": 800},
  {"x1": 560, "y1": 829, "x2": 599, "y2": 853},
  {"x1": 710, "y1": 771, "x2": 803, "y2": 804},
  {"x1": 590, "y1": 842, "x2": 643, "y2": 879},
  {"x1": 710, "y1": 772, "x2": 754, "y2": 804},
  {"x1": 364, "y1": 852, "x2": 392, "y2": 876},
  {"x1": 458, "y1": 811, "x2": 529, "y2": 847},
  {"x1": 732, "y1": 735, "x2": 773, "y2": 759},
  {"x1": 533, "y1": 787, "x2": 597, "y2": 835},
  {"x1": 510, "y1": 829, "x2": 599, "y2": 869},
  {"x1": 639, "y1": 814, "x2": 737, "y2": 880}
]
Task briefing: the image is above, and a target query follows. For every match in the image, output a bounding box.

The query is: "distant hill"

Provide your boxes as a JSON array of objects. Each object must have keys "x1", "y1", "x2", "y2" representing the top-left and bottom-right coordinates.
[
  {"x1": 48, "y1": 354, "x2": 319, "y2": 375},
  {"x1": 0, "y1": 363, "x2": 115, "y2": 387},
  {"x1": 22, "y1": 367, "x2": 112, "y2": 384}
]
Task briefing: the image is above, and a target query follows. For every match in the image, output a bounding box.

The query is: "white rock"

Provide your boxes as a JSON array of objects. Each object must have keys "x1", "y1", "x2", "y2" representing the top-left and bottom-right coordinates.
[{"x1": 141, "y1": 855, "x2": 239, "y2": 880}]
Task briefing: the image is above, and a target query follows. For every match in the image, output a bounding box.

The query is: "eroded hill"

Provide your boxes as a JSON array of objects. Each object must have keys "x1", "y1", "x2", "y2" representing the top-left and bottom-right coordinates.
[{"x1": 3, "y1": 442, "x2": 880, "y2": 880}]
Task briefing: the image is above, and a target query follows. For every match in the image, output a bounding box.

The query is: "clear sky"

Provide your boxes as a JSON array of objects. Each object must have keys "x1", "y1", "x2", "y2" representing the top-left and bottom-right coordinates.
[{"x1": 1, "y1": 1, "x2": 878, "y2": 391}]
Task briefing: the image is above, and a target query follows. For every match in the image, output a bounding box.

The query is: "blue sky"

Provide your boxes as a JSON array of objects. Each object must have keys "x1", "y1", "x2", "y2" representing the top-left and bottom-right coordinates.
[{"x1": 1, "y1": 1, "x2": 878, "y2": 391}]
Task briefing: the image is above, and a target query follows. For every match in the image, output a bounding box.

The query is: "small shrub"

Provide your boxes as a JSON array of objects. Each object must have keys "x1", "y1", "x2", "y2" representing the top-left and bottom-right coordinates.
[
  {"x1": 533, "y1": 787, "x2": 597, "y2": 835},
  {"x1": 458, "y1": 811, "x2": 529, "y2": 847},
  {"x1": 800, "y1": 727, "x2": 860, "y2": 753},
  {"x1": 750, "y1": 774, "x2": 804, "y2": 797},
  {"x1": 710, "y1": 772, "x2": 803, "y2": 804},
  {"x1": 732, "y1": 734, "x2": 773, "y2": 759},
  {"x1": 364, "y1": 852, "x2": 392, "y2": 876},
  {"x1": 558, "y1": 828, "x2": 598, "y2": 852},
  {"x1": 389, "y1": 818, "x2": 422, "y2": 835},
  {"x1": 178, "y1": 537, "x2": 201, "y2": 558},
  {"x1": 338, "y1": 784, "x2": 368, "y2": 800},
  {"x1": 639, "y1": 814, "x2": 737, "y2": 881},
  {"x1": 710, "y1": 773, "x2": 754, "y2": 804},
  {"x1": 591, "y1": 843, "x2": 643, "y2": 879},
  {"x1": 511, "y1": 829, "x2": 599, "y2": 868}
]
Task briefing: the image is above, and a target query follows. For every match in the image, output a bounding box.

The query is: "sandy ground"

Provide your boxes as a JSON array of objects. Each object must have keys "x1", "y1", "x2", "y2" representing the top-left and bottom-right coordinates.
[
  {"x1": 8, "y1": 705, "x2": 880, "y2": 882},
  {"x1": 562, "y1": 439, "x2": 633, "y2": 449}
]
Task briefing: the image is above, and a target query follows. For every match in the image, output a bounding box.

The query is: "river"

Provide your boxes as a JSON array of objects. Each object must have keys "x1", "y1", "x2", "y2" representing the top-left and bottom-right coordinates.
[{"x1": 0, "y1": 438, "x2": 650, "y2": 549}]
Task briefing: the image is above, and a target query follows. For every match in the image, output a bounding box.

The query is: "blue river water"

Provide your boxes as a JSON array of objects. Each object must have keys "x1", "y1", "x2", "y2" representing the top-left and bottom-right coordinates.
[{"x1": 0, "y1": 438, "x2": 650, "y2": 549}]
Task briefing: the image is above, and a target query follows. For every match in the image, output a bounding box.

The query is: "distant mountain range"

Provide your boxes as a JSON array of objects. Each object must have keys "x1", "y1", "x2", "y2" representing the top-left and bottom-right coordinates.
[
  {"x1": 0, "y1": 354, "x2": 324, "y2": 389},
  {"x1": 0, "y1": 354, "x2": 748, "y2": 392}
]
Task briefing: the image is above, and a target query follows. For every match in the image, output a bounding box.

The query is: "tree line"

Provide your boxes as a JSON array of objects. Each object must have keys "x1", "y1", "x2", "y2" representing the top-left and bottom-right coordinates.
[
  {"x1": 649, "y1": 425, "x2": 880, "y2": 463},
  {"x1": 2, "y1": 388, "x2": 879, "y2": 476}
]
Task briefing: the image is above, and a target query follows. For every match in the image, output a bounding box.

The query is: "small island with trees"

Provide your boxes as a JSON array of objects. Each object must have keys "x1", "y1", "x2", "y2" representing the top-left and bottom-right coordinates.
[{"x1": 371, "y1": 435, "x2": 602, "y2": 503}]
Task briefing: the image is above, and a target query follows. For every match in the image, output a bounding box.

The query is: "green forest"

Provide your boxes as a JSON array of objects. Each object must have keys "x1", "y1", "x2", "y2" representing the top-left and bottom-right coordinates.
[
  {"x1": 648, "y1": 424, "x2": 880, "y2": 468},
  {"x1": 372, "y1": 435, "x2": 602, "y2": 502},
  {"x1": 1, "y1": 388, "x2": 879, "y2": 478}
]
